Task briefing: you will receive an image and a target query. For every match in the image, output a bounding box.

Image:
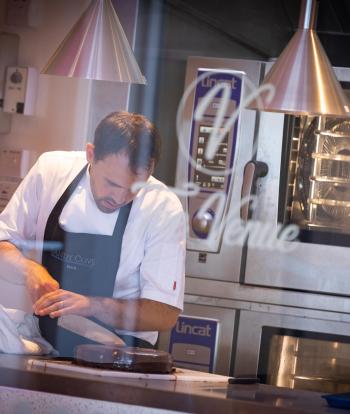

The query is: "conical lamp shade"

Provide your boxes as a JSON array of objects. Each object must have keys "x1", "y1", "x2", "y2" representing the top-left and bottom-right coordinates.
[
  {"x1": 41, "y1": 0, "x2": 146, "y2": 84},
  {"x1": 252, "y1": 29, "x2": 349, "y2": 116}
]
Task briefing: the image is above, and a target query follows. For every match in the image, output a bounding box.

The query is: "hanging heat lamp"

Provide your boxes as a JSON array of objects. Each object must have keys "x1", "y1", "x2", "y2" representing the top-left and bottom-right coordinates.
[
  {"x1": 249, "y1": 0, "x2": 349, "y2": 117},
  {"x1": 41, "y1": 0, "x2": 146, "y2": 84}
]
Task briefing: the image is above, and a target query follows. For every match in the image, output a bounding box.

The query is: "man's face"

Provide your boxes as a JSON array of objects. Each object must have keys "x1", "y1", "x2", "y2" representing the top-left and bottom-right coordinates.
[{"x1": 86, "y1": 144, "x2": 151, "y2": 214}]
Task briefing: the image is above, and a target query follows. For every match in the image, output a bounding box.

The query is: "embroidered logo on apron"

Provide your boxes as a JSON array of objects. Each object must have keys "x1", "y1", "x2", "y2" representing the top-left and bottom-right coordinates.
[{"x1": 51, "y1": 250, "x2": 95, "y2": 268}]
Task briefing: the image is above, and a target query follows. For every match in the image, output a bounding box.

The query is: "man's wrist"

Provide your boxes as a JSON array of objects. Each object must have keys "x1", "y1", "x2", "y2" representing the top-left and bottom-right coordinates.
[
  {"x1": 88, "y1": 296, "x2": 102, "y2": 318},
  {"x1": 88, "y1": 296, "x2": 121, "y2": 328}
]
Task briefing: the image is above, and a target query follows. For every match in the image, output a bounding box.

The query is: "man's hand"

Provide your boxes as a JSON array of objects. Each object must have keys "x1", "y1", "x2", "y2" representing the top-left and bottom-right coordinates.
[
  {"x1": 33, "y1": 289, "x2": 91, "y2": 319},
  {"x1": 26, "y1": 260, "x2": 59, "y2": 303}
]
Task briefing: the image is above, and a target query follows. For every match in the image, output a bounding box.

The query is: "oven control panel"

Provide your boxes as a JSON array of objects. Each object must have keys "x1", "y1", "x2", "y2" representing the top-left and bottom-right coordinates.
[{"x1": 187, "y1": 69, "x2": 243, "y2": 251}]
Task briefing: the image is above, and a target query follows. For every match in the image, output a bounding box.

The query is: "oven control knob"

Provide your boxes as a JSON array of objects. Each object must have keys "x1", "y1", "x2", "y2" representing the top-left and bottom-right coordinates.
[{"x1": 192, "y1": 209, "x2": 215, "y2": 239}]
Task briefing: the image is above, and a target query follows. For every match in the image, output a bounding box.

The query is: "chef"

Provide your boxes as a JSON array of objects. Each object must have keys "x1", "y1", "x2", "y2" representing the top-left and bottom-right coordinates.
[{"x1": 0, "y1": 111, "x2": 186, "y2": 356}]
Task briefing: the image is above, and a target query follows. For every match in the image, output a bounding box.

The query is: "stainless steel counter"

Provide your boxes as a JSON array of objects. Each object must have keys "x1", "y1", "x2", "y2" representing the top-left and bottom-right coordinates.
[{"x1": 0, "y1": 354, "x2": 343, "y2": 413}]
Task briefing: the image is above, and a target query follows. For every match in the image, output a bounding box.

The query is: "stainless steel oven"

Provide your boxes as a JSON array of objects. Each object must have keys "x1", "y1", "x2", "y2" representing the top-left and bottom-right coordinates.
[
  {"x1": 176, "y1": 57, "x2": 350, "y2": 295},
  {"x1": 243, "y1": 66, "x2": 350, "y2": 295},
  {"x1": 161, "y1": 56, "x2": 350, "y2": 386},
  {"x1": 233, "y1": 306, "x2": 350, "y2": 393}
]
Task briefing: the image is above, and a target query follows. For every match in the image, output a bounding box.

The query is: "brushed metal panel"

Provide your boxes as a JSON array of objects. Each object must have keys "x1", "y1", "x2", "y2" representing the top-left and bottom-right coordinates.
[
  {"x1": 177, "y1": 56, "x2": 263, "y2": 282},
  {"x1": 234, "y1": 309, "x2": 350, "y2": 378}
]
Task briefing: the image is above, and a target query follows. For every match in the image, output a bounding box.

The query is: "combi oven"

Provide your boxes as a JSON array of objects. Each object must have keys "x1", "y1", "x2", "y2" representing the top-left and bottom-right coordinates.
[
  {"x1": 243, "y1": 67, "x2": 350, "y2": 295},
  {"x1": 177, "y1": 56, "x2": 350, "y2": 296}
]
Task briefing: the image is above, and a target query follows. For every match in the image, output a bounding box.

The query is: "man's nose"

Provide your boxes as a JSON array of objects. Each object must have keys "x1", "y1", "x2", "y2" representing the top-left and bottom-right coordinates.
[{"x1": 113, "y1": 188, "x2": 129, "y2": 204}]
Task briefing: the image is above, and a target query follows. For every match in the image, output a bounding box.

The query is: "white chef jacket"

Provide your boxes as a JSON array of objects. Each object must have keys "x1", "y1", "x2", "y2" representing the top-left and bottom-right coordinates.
[{"x1": 0, "y1": 151, "x2": 186, "y2": 345}]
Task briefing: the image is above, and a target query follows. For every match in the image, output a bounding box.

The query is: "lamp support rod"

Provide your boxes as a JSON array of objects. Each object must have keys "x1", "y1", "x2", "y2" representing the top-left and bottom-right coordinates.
[{"x1": 299, "y1": 0, "x2": 317, "y2": 30}]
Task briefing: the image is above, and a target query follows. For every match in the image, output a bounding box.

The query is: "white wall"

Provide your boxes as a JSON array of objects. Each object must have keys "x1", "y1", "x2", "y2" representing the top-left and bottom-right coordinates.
[
  {"x1": 0, "y1": 0, "x2": 94, "y2": 153},
  {"x1": 0, "y1": 0, "x2": 139, "y2": 154}
]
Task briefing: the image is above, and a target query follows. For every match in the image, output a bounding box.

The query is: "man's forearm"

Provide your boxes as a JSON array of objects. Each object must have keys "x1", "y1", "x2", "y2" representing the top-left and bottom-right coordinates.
[
  {"x1": 89, "y1": 297, "x2": 180, "y2": 332},
  {"x1": 0, "y1": 240, "x2": 59, "y2": 302},
  {"x1": 0, "y1": 241, "x2": 31, "y2": 284}
]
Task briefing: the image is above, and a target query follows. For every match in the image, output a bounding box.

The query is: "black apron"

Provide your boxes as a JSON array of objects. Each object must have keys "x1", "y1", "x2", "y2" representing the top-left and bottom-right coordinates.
[{"x1": 39, "y1": 164, "x2": 151, "y2": 357}]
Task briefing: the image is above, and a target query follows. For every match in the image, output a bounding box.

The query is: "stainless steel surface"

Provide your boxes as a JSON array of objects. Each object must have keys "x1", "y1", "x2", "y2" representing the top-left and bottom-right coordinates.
[
  {"x1": 1, "y1": 354, "x2": 345, "y2": 414},
  {"x1": 298, "y1": 0, "x2": 315, "y2": 30},
  {"x1": 266, "y1": 335, "x2": 350, "y2": 393},
  {"x1": 177, "y1": 57, "x2": 350, "y2": 381},
  {"x1": 182, "y1": 280, "x2": 350, "y2": 387},
  {"x1": 244, "y1": 67, "x2": 350, "y2": 295},
  {"x1": 249, "y1": 0, "x2": 350, "y2": 116},
  {"x1": 233, "y1": 309, "x2": 350, "y2": 388},
  {"x1": 245, "y1": 243, "x2": 350, "y2": 294},
  {"x1": 184, "y1": 278, "x2": 350, "y2": 316},
  {"x1": 42, "y1": 0, "x2": 146, "y2": 84},
  {"x1": 177, "y1": 56, "x2": 261, "y2": 281},
  {"x1": 58, "y1": 315, "x2": 126, "y2": 346}
]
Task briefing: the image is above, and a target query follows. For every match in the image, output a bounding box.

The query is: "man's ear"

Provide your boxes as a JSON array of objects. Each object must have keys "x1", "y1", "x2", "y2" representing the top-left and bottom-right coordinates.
[{"x1": 86, "y1": 143, "x2": 95, "y2": 164}]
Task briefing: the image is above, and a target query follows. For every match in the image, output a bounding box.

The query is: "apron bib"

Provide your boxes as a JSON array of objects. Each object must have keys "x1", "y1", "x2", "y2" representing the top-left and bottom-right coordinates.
[{"x1": 39, "y1": 164, "x2": 133, "y2": 356}]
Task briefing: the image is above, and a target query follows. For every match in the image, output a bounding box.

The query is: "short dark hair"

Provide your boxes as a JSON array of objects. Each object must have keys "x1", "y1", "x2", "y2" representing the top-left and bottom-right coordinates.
[{"x1": 93, "y1": 111, "x2": 161, "y2": 174}]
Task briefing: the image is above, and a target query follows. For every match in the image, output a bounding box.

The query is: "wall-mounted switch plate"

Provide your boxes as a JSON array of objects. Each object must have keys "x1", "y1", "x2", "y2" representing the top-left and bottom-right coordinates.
[
  {"x1": 0, "y1": 33, "x2": 19, "y2": 133},
  {"x1": 3, "y1": 66, "x2": 38, "y2": 116}
]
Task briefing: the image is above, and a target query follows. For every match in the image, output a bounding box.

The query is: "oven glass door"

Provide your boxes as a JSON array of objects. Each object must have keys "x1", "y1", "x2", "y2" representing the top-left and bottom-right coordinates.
[
  {"x1": 280, "y1": 81, "x2": 350, "y2": 247},
  {"x1": 258, "y1": 327, "x2": 350, "y2": 393},
  {"x1": 233, "y1": 309, "x2": 350, "y2": 393}
]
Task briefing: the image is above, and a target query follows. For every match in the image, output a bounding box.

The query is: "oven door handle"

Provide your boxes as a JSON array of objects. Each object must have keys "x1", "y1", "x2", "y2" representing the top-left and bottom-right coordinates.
[{"x1": 240, "y1": 160, "x2": 268, "y2": 222}]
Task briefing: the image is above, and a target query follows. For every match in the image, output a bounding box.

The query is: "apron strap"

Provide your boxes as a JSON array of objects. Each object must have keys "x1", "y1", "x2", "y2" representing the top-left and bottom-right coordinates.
[{"x1": 43, "y1": 164, "x2": 88, "y2": 249}]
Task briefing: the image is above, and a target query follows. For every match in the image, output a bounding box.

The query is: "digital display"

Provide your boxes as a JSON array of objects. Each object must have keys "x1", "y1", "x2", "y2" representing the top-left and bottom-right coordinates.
[{"x1": 193, "y1": 125, "x2": 229, "y2": 190}]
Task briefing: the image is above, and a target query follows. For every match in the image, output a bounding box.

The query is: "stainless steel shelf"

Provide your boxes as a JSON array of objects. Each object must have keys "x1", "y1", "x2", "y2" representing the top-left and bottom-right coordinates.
[
  {"x1": 309, "y1": 197, "x2": 350, "y2": 207},
  {"x1": 309, "y1": 176, "x2": 350, "y2": 185},
  {"x1": 316, "y1": 129, "x2": 350, "y2": 139},
  {"x1": 312, "y1": 152, "x2": 350, "y2": 162}
]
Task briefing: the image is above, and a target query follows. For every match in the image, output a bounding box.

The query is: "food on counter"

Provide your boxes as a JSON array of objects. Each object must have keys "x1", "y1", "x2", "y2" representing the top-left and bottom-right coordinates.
[{"x1": 74, "y1": 344, "x2": 173, "y2": 373}]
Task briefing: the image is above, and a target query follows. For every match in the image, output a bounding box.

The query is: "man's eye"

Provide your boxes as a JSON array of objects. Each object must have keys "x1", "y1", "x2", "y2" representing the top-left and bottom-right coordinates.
[{"x1": 106, "y1": 180, "x2": 119, "y2": 188}]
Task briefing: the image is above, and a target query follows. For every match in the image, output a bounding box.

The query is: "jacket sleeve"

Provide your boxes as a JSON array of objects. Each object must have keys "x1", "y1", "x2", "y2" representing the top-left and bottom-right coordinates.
[
  {"x1": 139, "y1": 191, "x2": 186, "y2": 310},
  {"x1": 0, "y1": 156, "x2": 43, "y2": 249}
]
